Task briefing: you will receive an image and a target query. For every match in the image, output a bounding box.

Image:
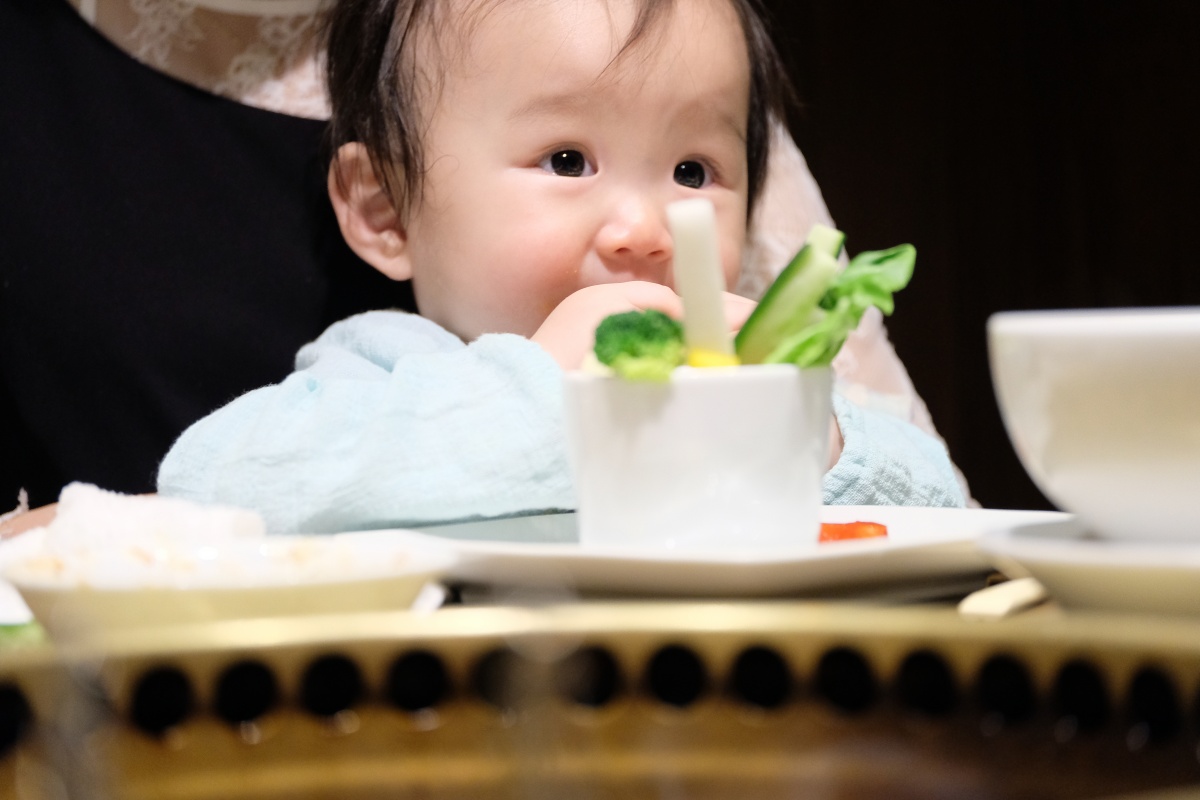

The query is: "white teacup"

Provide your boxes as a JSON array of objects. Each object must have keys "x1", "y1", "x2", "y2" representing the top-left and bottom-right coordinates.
[
  {"x1": 988, "y1": 307, "x2": 1200, "y2": 542},
  {"x1": 564, "y1": 364, "x2": 832, "y2": 552}
]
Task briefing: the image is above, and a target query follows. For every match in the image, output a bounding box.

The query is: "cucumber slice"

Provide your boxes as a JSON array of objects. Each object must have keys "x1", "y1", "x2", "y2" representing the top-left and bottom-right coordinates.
[
  {"x1": 803, "y1": 223, "x2": 846, "y2": 259},
  {"x1": 734, "y1": 224, "x2": 845, "y2": 364}
]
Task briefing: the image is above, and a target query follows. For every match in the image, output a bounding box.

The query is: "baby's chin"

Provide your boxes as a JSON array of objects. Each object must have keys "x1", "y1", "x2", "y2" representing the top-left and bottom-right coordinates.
[{"x1": 448, "y1": 318, "x2": 540, "y2": 343}]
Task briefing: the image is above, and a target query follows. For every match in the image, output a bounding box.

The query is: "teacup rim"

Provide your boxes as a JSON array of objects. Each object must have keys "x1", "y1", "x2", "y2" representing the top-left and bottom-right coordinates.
[{"x1": 989, "y1": 306, "x2": 1200, "y2": 337}]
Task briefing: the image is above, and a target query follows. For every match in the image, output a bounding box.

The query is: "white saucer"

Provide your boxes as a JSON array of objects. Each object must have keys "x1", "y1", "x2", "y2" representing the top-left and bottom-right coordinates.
[
  {"x1": 979, "y1": 517, "x2": 1200, "y2": 616},
  {"x1": 401, "y1": 506, "x2": 1066, "y2": 598}
]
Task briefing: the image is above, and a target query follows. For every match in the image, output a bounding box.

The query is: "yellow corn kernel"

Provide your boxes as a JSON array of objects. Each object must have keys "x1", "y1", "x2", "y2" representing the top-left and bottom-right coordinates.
[{"x1": 686, "y1": 347, "x2": 741, "y2": 368}]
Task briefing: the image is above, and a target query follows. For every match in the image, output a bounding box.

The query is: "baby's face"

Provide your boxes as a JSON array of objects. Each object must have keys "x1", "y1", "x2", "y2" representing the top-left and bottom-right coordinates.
[{"x1": 401, "y1": 0, "x2": 752, "y2": 340}]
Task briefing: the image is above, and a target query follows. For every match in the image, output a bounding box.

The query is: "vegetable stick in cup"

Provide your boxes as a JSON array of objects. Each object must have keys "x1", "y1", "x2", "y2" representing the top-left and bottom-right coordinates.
[{"x1": 666, "y1": 199, "x2": 738, "y2": 365}]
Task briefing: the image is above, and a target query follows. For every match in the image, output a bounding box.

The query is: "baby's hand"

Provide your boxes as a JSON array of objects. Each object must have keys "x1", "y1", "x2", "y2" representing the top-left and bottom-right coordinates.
[{"x1": 533, "y1": 282, "x2": 755, "y2": 371}]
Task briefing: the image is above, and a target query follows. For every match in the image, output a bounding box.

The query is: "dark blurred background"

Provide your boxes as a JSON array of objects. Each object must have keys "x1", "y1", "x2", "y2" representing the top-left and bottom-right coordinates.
[{"x1": 764, "y1": 0, "x2": 1200, "y2": 510}]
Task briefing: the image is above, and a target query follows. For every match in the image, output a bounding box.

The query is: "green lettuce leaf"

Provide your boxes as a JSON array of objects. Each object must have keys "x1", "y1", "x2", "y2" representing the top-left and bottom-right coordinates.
[{"x1": 764, "y1": 243, "x2": 915, "y2": 367}]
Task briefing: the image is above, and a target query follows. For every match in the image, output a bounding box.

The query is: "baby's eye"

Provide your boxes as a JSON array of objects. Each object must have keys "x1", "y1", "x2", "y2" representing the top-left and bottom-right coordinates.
[
  {"x1": 541, "y1": 149, "x2": 593, "y2": 177},
  {"x1": 674, "y1": 160, "x2": 709, "y2": 189}
]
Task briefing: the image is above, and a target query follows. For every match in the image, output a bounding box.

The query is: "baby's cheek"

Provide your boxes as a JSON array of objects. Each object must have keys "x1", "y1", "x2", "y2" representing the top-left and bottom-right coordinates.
[
  {"x1": 489, "y1": 236, "x2": 585, "y2": 334},
  {"x1": 510, "y1": 226, "x2": 585, "y2": 290}
]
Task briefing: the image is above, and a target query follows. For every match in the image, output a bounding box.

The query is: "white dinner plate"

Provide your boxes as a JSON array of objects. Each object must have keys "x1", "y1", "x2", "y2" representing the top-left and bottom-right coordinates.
[
  {"x1": 979, "y1": 517, "x2": 1200, "y2": 617},
  {"x1": 401, "y1": 506, "x2": 1068, "y2": 598}
]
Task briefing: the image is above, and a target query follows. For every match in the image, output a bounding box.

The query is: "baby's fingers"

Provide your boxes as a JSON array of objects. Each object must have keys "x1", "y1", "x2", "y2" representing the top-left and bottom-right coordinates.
[
  {"x1": 623, "y1": 283, "x2": 754, "y2": 332},
  {"x1": 619, "y1": 281, "x2": 686, "y2": 319},
  {"x1": 722, "y1": 293, "x2": 757, "y2": 331}
]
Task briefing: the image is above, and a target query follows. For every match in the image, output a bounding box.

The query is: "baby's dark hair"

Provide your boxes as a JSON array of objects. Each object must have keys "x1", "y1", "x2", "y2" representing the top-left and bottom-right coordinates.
[{"x1": 324, "y1": 0, "x2": 795, "y2": 218}]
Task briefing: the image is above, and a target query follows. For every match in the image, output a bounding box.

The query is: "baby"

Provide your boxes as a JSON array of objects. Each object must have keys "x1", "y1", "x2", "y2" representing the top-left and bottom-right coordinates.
[{"x1": 157, "y1": 0, "x2": 966, "y2": 532}]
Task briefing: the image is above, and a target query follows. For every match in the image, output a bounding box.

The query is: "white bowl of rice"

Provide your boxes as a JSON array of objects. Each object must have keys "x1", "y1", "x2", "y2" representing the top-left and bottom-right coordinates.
[{"x1": 2, "y1": 484, "x2": 456, "y2": 639}]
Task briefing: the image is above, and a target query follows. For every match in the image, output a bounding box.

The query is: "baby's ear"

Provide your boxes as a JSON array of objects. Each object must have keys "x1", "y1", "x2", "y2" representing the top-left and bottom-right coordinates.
[{"x1": 328, "y1": 143, "x2": 412, "y2": 281}]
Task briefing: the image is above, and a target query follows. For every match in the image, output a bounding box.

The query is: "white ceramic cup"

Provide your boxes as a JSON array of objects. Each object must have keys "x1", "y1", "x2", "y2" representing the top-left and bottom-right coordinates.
[
  {"x1": 988, "y1": 307, "x2": 1200, "y2": 542},
  {"x1": 564, "y1": 364, "x2": 832, "y2": 552}
]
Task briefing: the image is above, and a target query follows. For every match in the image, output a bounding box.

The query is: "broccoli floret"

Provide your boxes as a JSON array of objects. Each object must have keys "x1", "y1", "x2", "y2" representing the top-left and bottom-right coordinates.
[{"x1": 593, "y1": 310, "x2": 685, "y2": 381}]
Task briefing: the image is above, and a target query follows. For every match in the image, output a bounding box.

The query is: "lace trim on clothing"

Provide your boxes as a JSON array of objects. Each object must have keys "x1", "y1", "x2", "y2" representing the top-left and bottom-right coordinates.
[
  {"x1": 211, "y1": 15, "x2": 326, "y2": 119},
  {"x1": 68, "y1": 0, "x2": 330, "y2": 119}
]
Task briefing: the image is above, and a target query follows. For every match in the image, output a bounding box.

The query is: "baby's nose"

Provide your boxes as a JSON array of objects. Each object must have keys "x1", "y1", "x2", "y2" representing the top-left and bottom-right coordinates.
[{"x1": 595, "y1": 196, "x2": 673, "y2": 279}]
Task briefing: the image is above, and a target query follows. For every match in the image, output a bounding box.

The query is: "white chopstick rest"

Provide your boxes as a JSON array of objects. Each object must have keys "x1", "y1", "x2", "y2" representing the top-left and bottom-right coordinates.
[
  {"x1": 958, "y1": 577, "x2": 1049, "y2": 620},
  {"x1": 666, "y1": 198, "x2": 733, "y2": 356}
]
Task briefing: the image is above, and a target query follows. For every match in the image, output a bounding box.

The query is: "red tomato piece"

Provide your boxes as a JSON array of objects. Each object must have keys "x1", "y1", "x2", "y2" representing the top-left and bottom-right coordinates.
[{"x1": 819, "y1": 521, "x2": 888, "y2": 542}]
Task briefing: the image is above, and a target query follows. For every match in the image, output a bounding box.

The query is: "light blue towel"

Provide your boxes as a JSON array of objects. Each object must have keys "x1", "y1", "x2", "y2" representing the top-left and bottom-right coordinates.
[
  {"x1": 158, "y1": 310, "x2": 965, "y2": 534},
  {"x1": 824, "y1": 393, "x2": 965, "y2": 508}
]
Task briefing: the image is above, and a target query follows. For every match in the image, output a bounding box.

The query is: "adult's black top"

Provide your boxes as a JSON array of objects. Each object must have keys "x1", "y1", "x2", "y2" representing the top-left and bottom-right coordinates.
[{"x1": 0, "y1": 0, "x2": 415, "y2": 507}]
